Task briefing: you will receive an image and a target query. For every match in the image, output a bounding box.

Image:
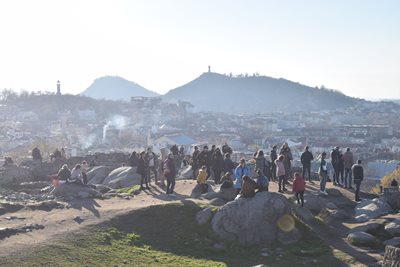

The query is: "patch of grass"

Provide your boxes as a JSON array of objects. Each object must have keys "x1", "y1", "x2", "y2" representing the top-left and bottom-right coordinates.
[
  {"x1": 115, "y1": 185, "x2": 141, "y2": 194},
  {"x1": 0, "y1": 202, "x2": 351, "y2": 267}
]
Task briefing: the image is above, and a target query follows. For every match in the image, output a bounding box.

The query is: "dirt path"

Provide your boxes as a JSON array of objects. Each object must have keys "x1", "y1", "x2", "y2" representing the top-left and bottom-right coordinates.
[{"x1": 0, "y1": 180, "x2": 205, "y2": 258}]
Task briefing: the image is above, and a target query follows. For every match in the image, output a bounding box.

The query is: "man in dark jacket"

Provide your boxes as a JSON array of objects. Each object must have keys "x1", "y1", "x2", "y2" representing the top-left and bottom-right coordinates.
[
  {"x1": 352, "y1": 160, "x2": 364, "y2": 202},
  {"x1": 270, "y1": 145, "x2": 277, "y2": 181},
  {"x1": 163, "y1": 153, "x2": 177, "y2": 195},
  {"x1": 331, "y1": 147, "x2": 340, "y2": 186},
  {"x1": 191, "y1": 146, "x2": 200, "y2": 179},
  {"x1": 128, "y1": 151, "x2": 139, "y2": 167},
  {"x1": 196, "y1": 146, "x2": 211, "y2": 177},
  {"x1": 300, "y1": 146, "x2": 314, "y2": 182}
]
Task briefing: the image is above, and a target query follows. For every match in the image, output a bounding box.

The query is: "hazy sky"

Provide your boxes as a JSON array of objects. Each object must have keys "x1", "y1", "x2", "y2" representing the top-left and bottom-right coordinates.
[{"x1": 0, "y1": 0, "x2": 399, "y2": 99}]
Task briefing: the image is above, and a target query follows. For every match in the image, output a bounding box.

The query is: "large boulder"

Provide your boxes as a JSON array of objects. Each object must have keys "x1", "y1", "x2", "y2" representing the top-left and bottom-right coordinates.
[
  {"x1": 29, "y1": 160, "x2": 66, "y2": 179},
  {"x1": 190, "y1": 181, "x2": 215, "y2": 198},
  {"x1": 50, "y1": 183, "x2": 101, "y2": 199},
  {"x1": 87, "y1": 166, "x2": 114, "y2": 185},
  {"x1": 347, "y1": 231, "x2": 379, "y2": 247},
  {"x1": 383, "y1": 192, "x2": 400, "y2": 210},
  {"x1": 385, "y1": 219, "x2": 400, "y2": 237},
  {"x1": 102, "y1": 167, "x2": 141, "y2": 189},
  {"x1": 196, "y1": 207, "x2": 213, "y2": 225},
  {"x1": 202, "y1": 187, "x2": 237, "y2": 201},
  {"x1": 211, "y1": 192, "x2": 301, "y2": 246},
  {"x1": 348, "y1": 221, "x2": 385, "y2": 235},
  {"x1": 355, "y1": 198, "x2": 393, "y2": 222},
  {"x1": 319, "y1": 208, "x2": 350, "y2": 224},
  {"x1": 177, "y1": 165, "x2": 194, "y2": 179},
  {"x1": 384, "y1": 237, "x2": 400, "y2": 247},
  {"x1": 304, "y1": 194, "x2": 326, "y2": 214},
  {"x1": 0, "y1": 165, "x2": 34, "y2": 187}
]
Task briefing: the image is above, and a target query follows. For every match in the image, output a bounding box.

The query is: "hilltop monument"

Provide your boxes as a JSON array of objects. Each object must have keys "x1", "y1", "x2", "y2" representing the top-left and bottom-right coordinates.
[{"x1": 56, "y1": 80, "x2": 61, "y2": 95}]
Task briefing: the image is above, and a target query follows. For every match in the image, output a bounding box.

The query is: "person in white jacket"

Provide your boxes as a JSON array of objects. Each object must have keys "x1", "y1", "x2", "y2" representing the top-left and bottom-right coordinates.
[{"x1": 68, "y1": 164, "x2": 83, "y2": 184}]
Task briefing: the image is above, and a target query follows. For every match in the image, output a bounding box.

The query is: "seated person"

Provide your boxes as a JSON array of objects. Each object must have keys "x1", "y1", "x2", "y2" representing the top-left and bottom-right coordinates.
[
  {"x1": 391, "y1": 178, "x2": 398, "y2": 188},
  {"x1": 220, "y1": 172, "x2": 233, "y2": 189},
  {"x1": 57, "y1": 164, "x2": 71, "y2": 182},
  {"x1": 68, "y1": 164, "x2": 83, "y2": 184},
  {"x1": 255, "y1": 169, "x2": 269, "y2": 192},
  {"x1": 239, "y1": 175, "x2": 256, "y2": 199},
  {"x1": 197, "y1": 165, "x2": 208, "y2": 194}
]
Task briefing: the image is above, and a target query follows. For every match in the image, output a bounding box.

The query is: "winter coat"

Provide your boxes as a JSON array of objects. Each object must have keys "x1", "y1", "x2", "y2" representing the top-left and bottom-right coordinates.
[
  {"x1": 212, "y1": 153, "x2": 225, "y2": 170},
  {"x1": 256, "y1": 175, "x2": 269, "y2": 191},
  {"x1": 224, "y1": 158, "x2": 236, "y2": 173},
  {"x1": 197, "y1": 169, "x2": 208, "y2": 184},
  {"x1": 68, "y1": 168, "x2": 82, "y2": 183},
  {"x1": 275, "y1": 160, "x2": 286, "y2": 177},
  {"x1": 300, "y1": 151, "x2": 314, "y2": 166},
  {"x1": 352, "y1": 164, "x2": 364, "y2": 181},
  {"x1": 234, "y1": 164, "x2": 250, "y2": 189},
  {"x1": 240, "y1": 178, "x2": 256, "y2": 198},
  {"x1": 57, "y1": 168, "x2": 71, "y2": 181},
  {"x1": 343, "y1": 151, "x2": 354, "y2": 169},
  {"x1": 255, "y1": 156, "x2": 269, "y2": 176},
  {"x1": 137, "y1": 157, "x2": 147, "y2": 176},
  {"x1": 318, "y1": 158, "x2": 328, "y2": 175},
  {"x1": 191, "y1": 150, "x2": 200, "y2": 168},
  {"x1": 162, "y1": 158, "x2": 176, "y2": 178},
  {"x1": 292, "y1": 176, "x2": 306, "y2": 192},
  {"x1": 128, "y1": 153, "x2": 139, "y2": 167},
  {"x1": 270, "y1": 149, "x2": 277, "y2": 163},
  {"x1": 196, "y1": 151, "x2": 210, "y2": 167}
]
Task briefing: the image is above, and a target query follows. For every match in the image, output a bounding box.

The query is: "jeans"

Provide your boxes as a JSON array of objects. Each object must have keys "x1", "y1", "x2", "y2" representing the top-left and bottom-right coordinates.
[
  {"x1": 278, "y1": 175, "x2": 286, "y2": 192},
  {"x1": 344, "y1": 168, "x2": 352, "y2": 188},
  {"x1": 333, "y1": 166, "x2": 340, "y2": 184},
  {"x1": 320, "y1": 172, "x2": 327, "y2": 192},
  {"x1": 295, "y1": 191, "x2": 304, "y2": 206},
  {"x1": 354, "y1": 179, "x2": 362, "y2": 201},
  {"x1": 140, "y1": 173, "x2": 148, "y2": 187},
  {"x1": 302, "y1": 165, "x2": 311, "y2": 181},
  {"x1": 166, "y1": 176, "x2": 176, "y2": 194}
]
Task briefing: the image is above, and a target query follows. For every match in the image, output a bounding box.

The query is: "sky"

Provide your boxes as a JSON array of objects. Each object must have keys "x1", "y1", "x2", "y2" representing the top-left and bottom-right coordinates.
[{"x1": 0, "y1": 0, "x2": 399, "y2": 99}]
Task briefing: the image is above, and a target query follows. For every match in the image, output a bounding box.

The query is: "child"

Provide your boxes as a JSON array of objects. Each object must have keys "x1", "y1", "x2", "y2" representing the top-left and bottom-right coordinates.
[
  {"x1": 255, "y1": 169, "x2": 269, "y2": 192},
  {"x1": 220, "y1": 172, "x2": 233, "y2": 189},
  {"x1": 239, "y1": 175, "x2": 256, "y2": 198},
  {"x1": 292, "y1": 172, "x2": 306, "y2": 206},
  {"x1": 197, "y1": 165, "x2": 208, "y2": 194}
]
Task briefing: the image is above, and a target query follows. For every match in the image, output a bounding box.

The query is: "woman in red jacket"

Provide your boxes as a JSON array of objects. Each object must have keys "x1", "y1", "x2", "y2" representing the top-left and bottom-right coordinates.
[{"x1": 292, "y1": 172, "x2": 306, "y2": 207}]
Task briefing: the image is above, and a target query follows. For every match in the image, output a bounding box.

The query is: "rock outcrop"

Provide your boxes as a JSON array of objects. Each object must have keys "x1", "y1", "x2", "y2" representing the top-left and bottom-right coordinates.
[
  {"x1": 87, "y1": 166, "x2": 113, "y2": 185},
  {"x1": 211, "y1": 192, "x2": 301, "y2": 245},
  {"x1": 102, "y1": 167, "x2": 141, "y2": 189},
  {"x1": 355, "y1": 198, "x2": 393, "y2": 222},
  {"x1": 0, "y1": 165, "x2": 34, "y2": 187},
  {"x1": 347, "y1": 231, "x2": 379, "y2": 247},
  {"x1": 50, "y1": 183, "x2": 102, "y2": 200},
  {"x1": 385, "y1": 219, "x2": 400, "y2": 237}
]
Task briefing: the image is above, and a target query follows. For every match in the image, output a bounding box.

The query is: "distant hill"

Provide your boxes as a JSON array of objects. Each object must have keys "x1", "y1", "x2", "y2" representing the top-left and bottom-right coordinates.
[
  {"x1": 163, "y1": 72, "x2": 359, "y2": 113},
  {"x1": 81, "y1": 76, "x2": 159, "y2": 100}
]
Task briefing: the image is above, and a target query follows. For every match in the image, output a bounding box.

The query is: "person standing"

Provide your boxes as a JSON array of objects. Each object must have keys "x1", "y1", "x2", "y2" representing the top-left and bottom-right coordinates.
[
  {"x1": 338, "y1": 153, "x2": 345, "y2": 186},
  {"x1": 292, "y1": 172, "x2": 306, "y2": 207},
  {"x1": 330, "y1": 147, "x2": 340, "y2": 186},
  {"x1": 211, "y1": 148, "x2": 224, "y2": 184},
  {"x1": 318, "y1": 152, "x2": 328, "y2": 195},
  {"x1": 163, "y1": 153, "x2": 177, "y2": 195},
  {"x1": 146, "y1": 147, "x2": 159, "y2": 185},
  {"x1": 352, "y1": 160, "x2": 364, "y2": 202},
  {"x1": 275, "y1": 155, "x2": 286, "y2": 193},
  {"x1": 234, "y1": 158, "x2": 250, "y2": 195},
  {"x1": 255, "y1": 150, "x2": 271, "y2": 178},
  {"x1": 191, "y1": 146, "x2": 200, "y2": 179},
  {"x1": 197, "y1": 146, "x2": 211, "y2": 177},
  {"x1": 196, "y1": 165, "x2": 208, "y2": 194},
  {"x1": 223, "y1": 153, "x2": 236, "y2": 175},
  {"x1": 270, "y1": 145, "x2": 277, "y2": 182},
  {"x1": 138, "y1": 151, "x2": 149, "y2": 190},
  {"x1": 300, "y1": 146, "x2": 314, "y2": 182},
  {"x1": 280, "y1": 142, "x2": 293, "y2": 184},
  {"x1": 129, "y1": 151, "x2": 139, "y2": 167},
  {"x1": 343, "y1": 148, "x2": 354, "y2": 189}
]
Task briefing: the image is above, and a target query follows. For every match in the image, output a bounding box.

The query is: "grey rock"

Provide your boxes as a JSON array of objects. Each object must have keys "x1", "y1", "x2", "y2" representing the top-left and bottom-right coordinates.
[
  {"x1": 87, "y1": 166, "x2": 113, "y2": 185},
  {"x1": 212, "y1": 243, "x2": 226, "y2": 250},
  {"x1": 304, "y1": 194, "x2": 326, "y2": 214},
  {"x1": 326, "y1": 202, "x2": 338, "y2": 210},
  {"x1": 293, "y1": 206, "x2": 314, "y2": 222},
  {"x1": 383, "y1": 237, "x2": 400, "y2": 247},
  {"x1": 196, "y1": 207, "x2": 213, "y2": 225},
  {"x1": 51, "y1": 183, "x2": 102, "y2": 199},
  {"x1": 355, "y1": 198, "x2": 393, "y2": 221},
  {"x1": 326, "y1": 188, "x2": 342, "y2": 196},
  {"x1": 102, "y1": 167, "x2": 141, "y2": 189},
  {"x1": 348, "y1": 222, "x2": 384, "y2": 235},
  {"x1": 191, "y1": 182, "x2": 215, "y2": 198},
  {"x1": 385, "y1": 219, "x2": 400, "y2": 237},
  {"x1": 277, "y1": 227, "x2": 302, "y2": 245},
  {"x1": 177, "y1": 165, "x2": 193, "y2": 179},
  {"x1": 78, "y1": 191, "x2": 91, "y2": 199},
  {"x1": 93, "y1": 184, "x2": 113, "y2": 194},
  {"x1": 383, "y1": 245, "x2": 400, "y2": 267},
  {"x1": 0, "y1": 165, "x2": 34, "y2": 187},
  {"x1": 319, "y1": 208, "x2": 350, "y2": 224},
  {"x1": 212, "y1": 192, "x2": 296, "y2": 246},
  {"x1": 382, "y1": 192, "x2": 400, "y2": 210},
  {"x1": 347, "y1": 231, "x2": 379, "y2": 247},
  {"x1": 209, "y1": 198, "x2": 226, "y2": 206}
]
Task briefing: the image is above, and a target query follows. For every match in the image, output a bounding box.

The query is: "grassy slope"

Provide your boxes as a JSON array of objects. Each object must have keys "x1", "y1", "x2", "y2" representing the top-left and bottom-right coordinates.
[{"x1": 0, "y1": 202, "x2": 353, "y2": 267}]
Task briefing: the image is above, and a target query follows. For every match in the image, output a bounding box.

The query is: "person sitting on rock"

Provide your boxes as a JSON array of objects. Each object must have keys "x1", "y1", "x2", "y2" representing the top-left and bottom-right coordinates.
[
  {"x1": 391, "y1": 178, "x2": 398, "y2": 188},
  {"x1": 197, "y1": 165, "x2": 209, "y2": 194},
  {"x1": 68, "y1": 164, "x2": 83, "y2": 184},
  {"x1": 57, "y1": 164, "x2": 71, "y2": 182},
  {"x1": 32, "y1": 147, "x2": 42, "y2": 161},
  {"x1": 255, "y1": 169, "x2": 269, "y2": 192},
  {"x1": 292, "y1": 172, "x2": 306, "y2": 207},
  {"x1": 220, "y1": 172, "x2": 234, "y2": 189},
  {"x1": 239, "y1": 175, "x2": 256, "y2": 199}
]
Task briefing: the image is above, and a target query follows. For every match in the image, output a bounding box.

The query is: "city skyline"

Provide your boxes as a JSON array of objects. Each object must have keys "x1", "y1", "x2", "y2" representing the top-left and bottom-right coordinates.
[{"x1": 0, "y1": 0, "x2": 399, "y2": 100}]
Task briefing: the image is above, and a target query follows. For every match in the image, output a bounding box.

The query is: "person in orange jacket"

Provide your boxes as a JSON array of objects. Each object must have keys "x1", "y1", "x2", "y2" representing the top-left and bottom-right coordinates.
[{"x1": 292, "y1": 172, "x2": 306, "y2": 207}]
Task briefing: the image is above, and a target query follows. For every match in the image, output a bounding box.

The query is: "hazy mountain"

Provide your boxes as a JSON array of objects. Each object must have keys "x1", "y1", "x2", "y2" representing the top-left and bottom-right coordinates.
[
  {"x1": 163, "y1": 72, "x2": 359, "y2": 113},
  {"x1": 81, "y1": 76, "x2": 159, "y2": 100}
]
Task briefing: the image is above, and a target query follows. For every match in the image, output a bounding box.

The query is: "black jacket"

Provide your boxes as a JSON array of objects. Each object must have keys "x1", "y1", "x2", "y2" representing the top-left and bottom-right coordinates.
[
  {"x1": 352, "y1": 164, "x2": 364, "y2": 181},
  {"x1": 300, "y1": 151, "x2": 314, "y2": 166}
]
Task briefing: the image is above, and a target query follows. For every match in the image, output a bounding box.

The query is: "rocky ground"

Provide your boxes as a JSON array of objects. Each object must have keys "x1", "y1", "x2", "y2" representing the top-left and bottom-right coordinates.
[{"x1": 0, "y1": 178, "x2": 399, "y2": 266}]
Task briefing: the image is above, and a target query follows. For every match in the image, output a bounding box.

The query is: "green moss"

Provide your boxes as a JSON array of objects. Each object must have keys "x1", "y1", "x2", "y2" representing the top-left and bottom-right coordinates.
[
  {"x1": 0, "y1": 202, "x2": 353, "y2": 267},
  {"x1": 115, "y1": 185, "x2": 141, "y2": 195}
]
